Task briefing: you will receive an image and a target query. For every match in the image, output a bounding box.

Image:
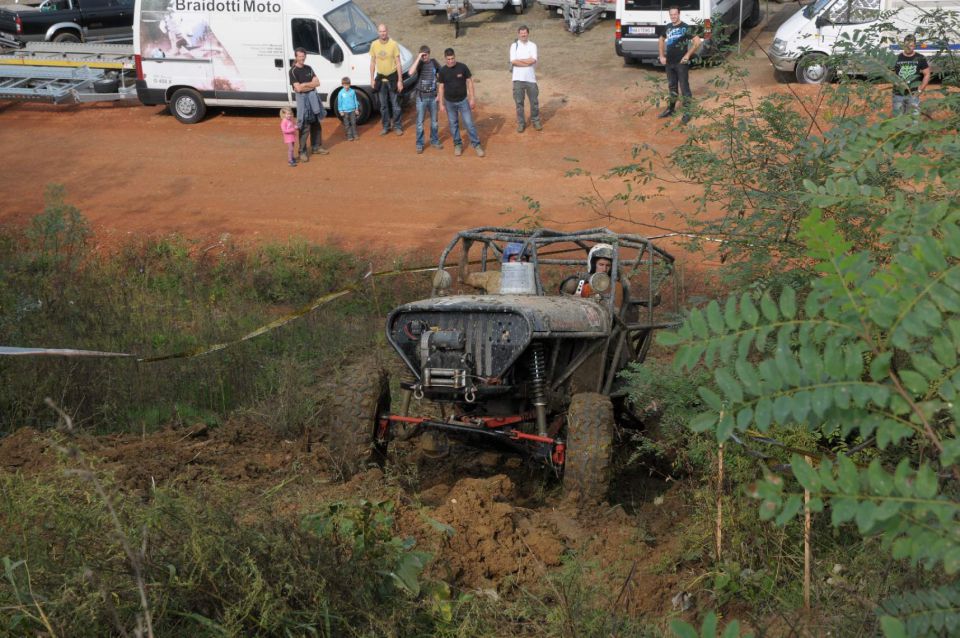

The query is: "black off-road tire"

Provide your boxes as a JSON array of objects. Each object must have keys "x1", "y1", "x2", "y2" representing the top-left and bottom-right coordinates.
[
  {"x1": 323, "y1": 365, "x2": 391, "y2": 479},
  {"x1": 563, "y1": 392, "x2": 615, "y2": 502}
]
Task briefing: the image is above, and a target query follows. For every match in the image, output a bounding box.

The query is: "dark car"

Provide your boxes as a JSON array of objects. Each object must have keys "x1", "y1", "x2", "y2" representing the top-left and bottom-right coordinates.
[{"x1": 0, "y1": 0, "x2": 133, "y2": 48}]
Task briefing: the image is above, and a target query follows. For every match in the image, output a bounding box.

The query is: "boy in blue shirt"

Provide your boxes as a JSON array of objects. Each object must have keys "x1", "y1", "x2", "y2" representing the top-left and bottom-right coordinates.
[{"x1": 337, "y1": 77, "x2": 360, "y2": 141}]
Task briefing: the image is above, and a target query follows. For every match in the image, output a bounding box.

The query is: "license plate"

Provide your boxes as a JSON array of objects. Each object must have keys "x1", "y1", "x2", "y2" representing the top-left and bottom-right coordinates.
[{"x1": 627, "y1": 26, "x2": 656, "y2": 35}]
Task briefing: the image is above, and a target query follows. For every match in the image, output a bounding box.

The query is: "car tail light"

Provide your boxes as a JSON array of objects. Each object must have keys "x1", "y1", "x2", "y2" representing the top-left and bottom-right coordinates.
[
  {"x1": 135, "y1": 54, "x2": 144, "y2": 80},
  {"x1": 615, "y1": 18, "x2": 621, "y2": 42},
  {"x1": 703, "y1": 18, "x2": 712, "y2": 39},
  {"x1": 15, "y1": 16, "x2": 22, "y2": 34}
]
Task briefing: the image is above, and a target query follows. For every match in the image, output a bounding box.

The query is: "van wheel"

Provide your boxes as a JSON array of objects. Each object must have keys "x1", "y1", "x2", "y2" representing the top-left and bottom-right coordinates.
[
  {"x1": 419, "y1": 9, "x2": 429, "y2": 16},
  {"x1": 52, "y1": 31, "x2": 80, "y2": 43},
  {"x1": 513, "y1": 2, "x2": 524, "y2": 14},
  {"x1": 355, "y1": 90, "x2": 373, "y2": 125},
  {"x1": 796, "y1": 52, "x2": 832, "y2": 84},
  {"x1": 743, "y1": 0, "x2": 762, "y2": 28},
  {"x1": 170, "y1": 88, "x2": 206, "y2": 124}
]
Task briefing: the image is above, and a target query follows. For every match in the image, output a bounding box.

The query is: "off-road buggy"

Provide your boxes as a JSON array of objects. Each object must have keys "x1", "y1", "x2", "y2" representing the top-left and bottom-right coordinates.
[{"x1": 333, "y1": 227, "x2": 678, "y2": 500}]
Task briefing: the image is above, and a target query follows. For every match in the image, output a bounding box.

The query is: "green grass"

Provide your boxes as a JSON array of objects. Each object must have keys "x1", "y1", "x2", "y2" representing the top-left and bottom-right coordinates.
[{"x1": 0, "y1": 187, "x2": 428, "y2": 437}]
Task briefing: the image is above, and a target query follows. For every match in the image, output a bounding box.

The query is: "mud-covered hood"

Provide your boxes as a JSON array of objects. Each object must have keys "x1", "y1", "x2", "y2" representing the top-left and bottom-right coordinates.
[{"x1": 388, "y1": 294, "x2": 611, "y2": 336}]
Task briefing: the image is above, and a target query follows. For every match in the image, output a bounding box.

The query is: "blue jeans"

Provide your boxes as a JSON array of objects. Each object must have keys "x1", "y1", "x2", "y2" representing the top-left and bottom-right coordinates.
[
  {"x1": 892, "y1": 93, "x2": 920, "y2": 118},
  {"x1": 416, "y1": 94, "x2": 440, "y2": 148},
  {"x1": 378, "y1": 76, "x2": 402, "y2": 131},
  {"x1": 444, "y1": 98, "x2": 480, "y2": 148}
]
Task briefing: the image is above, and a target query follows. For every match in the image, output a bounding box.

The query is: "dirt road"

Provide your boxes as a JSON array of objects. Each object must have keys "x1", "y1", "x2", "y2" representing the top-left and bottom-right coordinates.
[{"x1": 0, "y1": 3, "x2": 807, "y2": 257}]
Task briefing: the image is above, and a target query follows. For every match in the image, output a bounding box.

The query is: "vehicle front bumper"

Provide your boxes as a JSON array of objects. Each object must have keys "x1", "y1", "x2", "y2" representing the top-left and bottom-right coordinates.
[{"x1": 769, "y1": 49, "x2": 797, "y2": 72}]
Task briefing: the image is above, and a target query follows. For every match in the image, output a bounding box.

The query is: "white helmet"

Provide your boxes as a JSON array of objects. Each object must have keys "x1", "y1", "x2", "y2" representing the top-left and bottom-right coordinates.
[{"x1": 587, "y1": 243, "x2": 614, "y2": 274}]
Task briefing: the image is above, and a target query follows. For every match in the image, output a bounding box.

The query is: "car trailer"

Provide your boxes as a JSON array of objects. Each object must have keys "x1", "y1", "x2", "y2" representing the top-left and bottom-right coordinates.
[
  {"x1": 418, "y1": 0, "x2": 530, "y2": 38},
  {"x1": 539, "y1": 0, "x2": 613, "y2": 34},
  {"x1": 0, "y1": 42, "x2": 136, "y2": 103}
]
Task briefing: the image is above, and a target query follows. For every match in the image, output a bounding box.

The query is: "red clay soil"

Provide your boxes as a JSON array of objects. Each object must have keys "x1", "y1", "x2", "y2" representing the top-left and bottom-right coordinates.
[{"x1": 0, "y1": 2, "x2": 822, "y2": 263}]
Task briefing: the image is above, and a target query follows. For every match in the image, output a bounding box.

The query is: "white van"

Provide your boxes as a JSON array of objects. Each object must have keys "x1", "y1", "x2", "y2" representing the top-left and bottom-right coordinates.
[
  {"x1": 770, "y1": 0, "x2": 959, "y2": 83},
  {"x1": 133, "y1": 0, "x2": 414, "y2": 123},
  {"x1": 614, "y1": 0, "x2": 762, "y2": 64}
]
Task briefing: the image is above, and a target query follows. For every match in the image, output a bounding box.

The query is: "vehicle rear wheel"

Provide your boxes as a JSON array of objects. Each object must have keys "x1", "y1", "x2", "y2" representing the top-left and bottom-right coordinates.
[
  {"x1": 52, "y1": 31, "x2": 80, "y2": 43},
  {"x1": 743, "y1": 0, "x2": 762, "y2": 28},
  {"x1": 563, "y1": 392, "x2": 615, "y2": 502},
  {"x1": 169, "y1": 88, "x2": 206, "y2": 124},
  {"x1": 796, "y1": 52, "x2": 832, "y2": 84},
  {"x1": 513, "y1": 1, "x2": 524, "y2": 14},
  {"x1": 321, "y1": 364, "x2": 391, "y2": 479}
]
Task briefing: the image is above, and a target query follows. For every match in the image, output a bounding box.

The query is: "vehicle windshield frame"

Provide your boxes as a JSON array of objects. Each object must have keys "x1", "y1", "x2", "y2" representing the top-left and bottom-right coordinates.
[{"x1": 324, "y1": 1, "x2": 378, "y2": 54}]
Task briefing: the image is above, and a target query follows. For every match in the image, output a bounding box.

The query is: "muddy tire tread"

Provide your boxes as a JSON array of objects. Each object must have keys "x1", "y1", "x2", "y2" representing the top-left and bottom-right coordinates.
[
  {"x1": 323, "y1": 364, "x2": 390, "y2": 478},
  {"x1": 564, "y1": 392, "x2": 615, "y2": 501}
]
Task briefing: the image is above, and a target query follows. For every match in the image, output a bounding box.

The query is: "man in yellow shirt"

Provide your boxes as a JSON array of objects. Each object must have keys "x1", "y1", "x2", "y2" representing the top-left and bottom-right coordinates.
[{"x1": 369, "y1": 23, "x2": 404, "y2": 136}]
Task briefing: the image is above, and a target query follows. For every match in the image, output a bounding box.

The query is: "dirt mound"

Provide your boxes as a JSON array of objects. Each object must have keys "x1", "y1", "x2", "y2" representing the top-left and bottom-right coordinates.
[
  {"x1": 413, "y1": 474, "x2": 565, "y2": 589},
  {"x1": 0, "y1": 427, "x2": 57, "y2": 474}
]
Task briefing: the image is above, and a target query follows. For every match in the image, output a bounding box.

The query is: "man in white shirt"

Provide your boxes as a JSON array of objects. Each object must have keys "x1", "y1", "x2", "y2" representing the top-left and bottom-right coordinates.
[{"x1": 509, "y1": 25, "x2": 541, "y2": 133}]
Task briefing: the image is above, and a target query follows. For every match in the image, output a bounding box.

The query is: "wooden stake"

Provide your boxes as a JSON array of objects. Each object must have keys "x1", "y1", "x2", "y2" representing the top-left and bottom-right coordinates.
[
  {"x1": 716, "y1": 442, "x2": 724, "y2": 562},
  {"x1": 804, "y1": 455, "x2": 812, "y2": 610}
]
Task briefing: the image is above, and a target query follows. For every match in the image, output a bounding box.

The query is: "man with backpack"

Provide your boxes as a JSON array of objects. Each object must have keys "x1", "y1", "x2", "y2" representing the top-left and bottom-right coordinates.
[{"x1": 407, "y1": 45, "x2": 444, "y2": 154}]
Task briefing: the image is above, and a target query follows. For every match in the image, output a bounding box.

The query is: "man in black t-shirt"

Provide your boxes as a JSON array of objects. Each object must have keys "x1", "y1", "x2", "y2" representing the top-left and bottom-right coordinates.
[
  {"x1": 289, "y1": 48, "x2": 328, "y2": 162},
  {"x1": 438, "y1": 48, "x2": 485, "y2": 157},
  {"x1": 657, "y1": 6, "x2": 701, "y2": 125},
  {"x1": 892, "y1": 35, "x2": 930, "y2": 119}
]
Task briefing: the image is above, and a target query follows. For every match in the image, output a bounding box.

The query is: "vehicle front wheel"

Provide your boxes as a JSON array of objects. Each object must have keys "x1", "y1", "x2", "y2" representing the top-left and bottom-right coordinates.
[
  {"x1": 795, "y1": 52, "x2": 832, "y2": 84},
  {"x1": 355, "y1": 89, "x2": 373, "y2": 125},
  {"x1": 563, "y1": 393, "x2": 615, "y2": 502},
  {"x1": 169, "y1": 88, "x2": 206, "y2": 124},
  {"x1": 320, "y1": 364, "x2": 391, "y2": 479}
]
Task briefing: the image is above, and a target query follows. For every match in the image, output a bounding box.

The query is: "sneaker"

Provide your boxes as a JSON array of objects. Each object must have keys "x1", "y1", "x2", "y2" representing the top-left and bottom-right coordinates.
[
  {"x1": 349, "y1": 136, "x2": 357, "y2": 142},
  {"x1": 394, "y1": 128, "x2": 404, "y2": 136},
  {"x1": 379, "y1": 128, "x2": 390, "y2": 136},
  {"x1": 657, "y1": 108, "x2": 675, "y2": 119},
  {"x1": 454, "y1": 145, "x2": 463, "y2": 157},
  {"x1": 517, "y1": 123, "x2": 525, "y2": 133},
  {"x1": 416, "y1": 146, "x2": 424, "y2": 154},
  {"x1": 532, "y1": 120, "x2": 543, "y2": 131},
  {"x1": 430, "y1": 141, "x2": 444, "y2": 150},
  {"x1": 474, "y1": 145, "x2": 485, "y2": 158},
  {"x1": 680, "y1": 114, "x2": 691, "y2": 125},
  {"x1": 312, "y1": 146, "x2": 329, "y2": 155},
  {"x1": 299, "y1": 153, "x2": 309, "y2": 163},
  {"x1": 288, "y1": 159, "x2": 297, "y2": 167}
]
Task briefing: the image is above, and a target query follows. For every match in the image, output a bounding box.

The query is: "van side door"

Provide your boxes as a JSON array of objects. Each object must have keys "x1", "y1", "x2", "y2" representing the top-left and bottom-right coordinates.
[{"x1": 288, "y1": 17, "x2": 343, "y2": 105}]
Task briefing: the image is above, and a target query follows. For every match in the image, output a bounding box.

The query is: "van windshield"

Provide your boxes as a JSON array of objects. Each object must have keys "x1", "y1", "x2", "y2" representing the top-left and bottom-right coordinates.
[
  {"x1": 624, "y1": 0, "x2": 701, "y2": 10},
  {"x1": 325, "y1": 1, "x2": 378, "y2": 54},
  {"x1": 803, "y1": 0, "x2": 833, "y2": 19}
]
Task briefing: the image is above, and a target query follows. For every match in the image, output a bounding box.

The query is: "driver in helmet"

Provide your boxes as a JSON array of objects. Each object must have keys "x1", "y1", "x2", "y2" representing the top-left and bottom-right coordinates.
[
  {"x1": 464, "y1": 241, "x2": 530, "y2": 293},
  {"x1": 565, "y1": 243, "x2": 614, "y2": 298}
]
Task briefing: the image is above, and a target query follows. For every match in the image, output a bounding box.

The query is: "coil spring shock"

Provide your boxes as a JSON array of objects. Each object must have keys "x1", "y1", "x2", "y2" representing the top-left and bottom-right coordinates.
[{"x1": 529, "y1": 342, "x2": 548, "y2": 436}]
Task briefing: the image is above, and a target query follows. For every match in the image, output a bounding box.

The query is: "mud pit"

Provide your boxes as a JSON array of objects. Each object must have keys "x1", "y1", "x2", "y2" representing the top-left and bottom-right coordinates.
[{"x1": 0, "y1": 419, "x2": 691, "y2": 619}]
